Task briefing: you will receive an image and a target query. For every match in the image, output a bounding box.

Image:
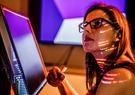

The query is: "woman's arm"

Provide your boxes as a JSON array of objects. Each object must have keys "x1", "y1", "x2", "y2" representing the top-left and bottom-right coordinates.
[{"x1": 58, "y1": 78, "x2": 79, "y2": 95}]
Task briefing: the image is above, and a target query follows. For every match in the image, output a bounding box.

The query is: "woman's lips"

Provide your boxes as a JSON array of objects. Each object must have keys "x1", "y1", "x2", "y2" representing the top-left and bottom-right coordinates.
[{"x1": 84, "y1": 35, "x2": 94, "y2": 41}]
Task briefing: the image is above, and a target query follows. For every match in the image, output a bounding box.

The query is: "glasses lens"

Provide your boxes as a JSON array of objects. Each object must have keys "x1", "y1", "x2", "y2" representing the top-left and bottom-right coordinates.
[
  {"x1": 79, "y1": 18, "x2": 112, "y2": 33},
  {"x1": 90, "y1": 18, "x2": 102, "y2": 29}
]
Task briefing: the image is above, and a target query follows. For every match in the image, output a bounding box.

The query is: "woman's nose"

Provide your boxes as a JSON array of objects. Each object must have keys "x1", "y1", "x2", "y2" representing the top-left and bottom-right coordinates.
[{"x1": 84, "y1": 29, "x2": 92, "y2": 34}]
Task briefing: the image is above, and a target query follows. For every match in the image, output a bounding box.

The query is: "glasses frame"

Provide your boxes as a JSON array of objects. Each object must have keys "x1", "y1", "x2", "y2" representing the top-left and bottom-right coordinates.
[{"x1": 79, "y1": 18, "x2": 114, "y2": 33}]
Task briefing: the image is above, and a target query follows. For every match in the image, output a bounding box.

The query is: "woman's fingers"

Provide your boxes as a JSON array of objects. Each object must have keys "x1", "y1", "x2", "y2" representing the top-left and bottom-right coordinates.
[
  {"x1": 53, "y1": 66, "x2": 60, "y2": 79},
  {"x1": 47, "y1": 66, "x2": 66, "y2": 87}
]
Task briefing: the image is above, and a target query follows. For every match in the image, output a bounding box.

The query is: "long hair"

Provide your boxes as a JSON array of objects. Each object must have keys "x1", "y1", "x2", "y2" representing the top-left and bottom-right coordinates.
[{"x1": 84, "y1": 3, "x2": 135, "y2": 94}]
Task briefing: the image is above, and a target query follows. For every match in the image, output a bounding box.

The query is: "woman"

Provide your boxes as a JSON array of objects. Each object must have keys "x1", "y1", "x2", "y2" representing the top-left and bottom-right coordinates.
[{"x1": 47, "y1": 3, "x2": 135, "y2": 95}]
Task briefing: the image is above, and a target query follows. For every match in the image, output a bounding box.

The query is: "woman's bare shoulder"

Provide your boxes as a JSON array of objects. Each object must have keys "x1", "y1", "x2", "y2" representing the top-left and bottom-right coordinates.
[
  {"x1": 95, "y1": 68, "x2": 135, "y2": 95},
  {"x1": 101, "y1": 67, "x2": 135, "y2": 84}
]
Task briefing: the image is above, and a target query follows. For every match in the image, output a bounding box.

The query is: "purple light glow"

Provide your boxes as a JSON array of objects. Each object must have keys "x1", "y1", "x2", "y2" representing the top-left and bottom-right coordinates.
[
  {"x1": 3, "y1": 8, "x2": 29, "y2": 38},
  {"x1": 53, "y1": 0, "x2": 126, "y2": 18},
  {"x1": 40, "y1": 0, "x2": 126, "y2": 44},
  {"x1": 54, "y1": 0, "x2": 93, "y2": 18},
  {"x1": 3, "y1": 7, "x2": 46, "y2": 94},
  {"x1": 40, "y1": 0, "x2": 63, "y2": 42}
]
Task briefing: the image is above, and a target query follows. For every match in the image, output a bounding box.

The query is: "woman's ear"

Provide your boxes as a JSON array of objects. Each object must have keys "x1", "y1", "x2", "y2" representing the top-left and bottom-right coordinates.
[{"x1": 113, "y1": 32, "x2": 121, "y2": 42}]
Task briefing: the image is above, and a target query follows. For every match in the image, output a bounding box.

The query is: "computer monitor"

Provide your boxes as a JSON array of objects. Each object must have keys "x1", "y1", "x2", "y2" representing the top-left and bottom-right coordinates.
[{"x1": 0, "y1": 5, "x2": 47, "y2": 95}]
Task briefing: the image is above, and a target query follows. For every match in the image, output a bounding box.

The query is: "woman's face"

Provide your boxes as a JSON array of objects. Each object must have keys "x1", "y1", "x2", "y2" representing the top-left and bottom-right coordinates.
[{"x1": 82, "y1": 9, "x2": 116, "y2": 57}]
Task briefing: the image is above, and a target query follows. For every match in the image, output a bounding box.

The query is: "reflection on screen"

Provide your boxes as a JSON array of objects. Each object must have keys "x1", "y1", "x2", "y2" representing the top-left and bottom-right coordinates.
[{"x1": 3, "y1": 8, "x2": 46, "y2": 94}]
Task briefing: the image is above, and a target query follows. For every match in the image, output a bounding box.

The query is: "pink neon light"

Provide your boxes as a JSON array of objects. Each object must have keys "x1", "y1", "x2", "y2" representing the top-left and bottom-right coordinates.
[
  {"x1": 105, "y1": 73, "x2": 119, "y2": 77},
  {"x1": 103, "y1": 76, "x2": 114, "y2": 80}
]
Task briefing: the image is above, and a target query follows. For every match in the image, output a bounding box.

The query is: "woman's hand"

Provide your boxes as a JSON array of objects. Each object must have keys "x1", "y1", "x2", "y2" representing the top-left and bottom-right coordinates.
[
  {"x1": 47, "y1": 66, "x2": 66, "y2": 87},
  {"x1": 47, "y1": 66, "x2": 79, "y2": 95}
]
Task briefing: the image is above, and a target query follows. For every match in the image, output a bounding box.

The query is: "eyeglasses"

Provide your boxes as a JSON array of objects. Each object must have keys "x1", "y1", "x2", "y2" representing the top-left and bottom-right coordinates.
[{"x1": 79, "y1": 18, "x2": 114, "y2": 33}]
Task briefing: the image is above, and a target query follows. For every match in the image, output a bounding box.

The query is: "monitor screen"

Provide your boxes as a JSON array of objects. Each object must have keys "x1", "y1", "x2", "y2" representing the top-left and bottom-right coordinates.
[
  {"x1": 0, "y1": 6, "x2": 47, "y2": 95},
  {"x1": 39, "y1": 0, "x2": 126, "y2": 45}
]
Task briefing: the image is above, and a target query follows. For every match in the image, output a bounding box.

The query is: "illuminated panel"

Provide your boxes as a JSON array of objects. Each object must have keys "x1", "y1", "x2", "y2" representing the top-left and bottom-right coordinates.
[
  {"x1": 54, "y1": 17, "x2": 83, "y2": 45},
  {"x1": 40, "y1": 0, "x2": 63, "y2": 43},
  {"x1": 40, "y1": 0, "x2": 126, "y2": 45}
]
